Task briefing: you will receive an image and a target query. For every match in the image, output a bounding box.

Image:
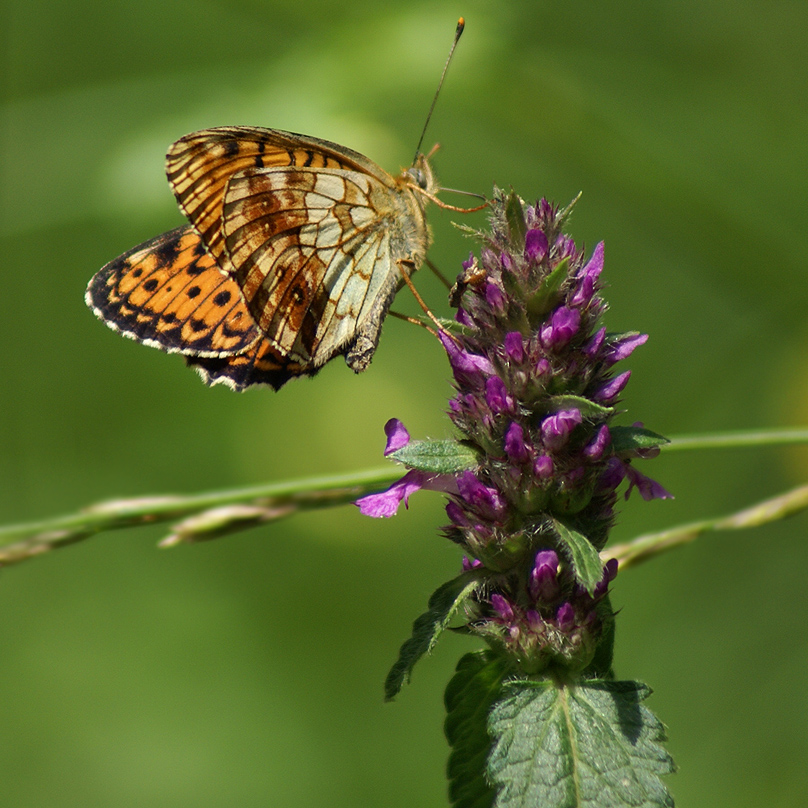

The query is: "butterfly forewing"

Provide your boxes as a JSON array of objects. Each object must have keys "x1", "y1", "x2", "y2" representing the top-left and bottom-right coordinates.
[{"x1": 165, "y1": 127, "x2": 399, "y2": 270}]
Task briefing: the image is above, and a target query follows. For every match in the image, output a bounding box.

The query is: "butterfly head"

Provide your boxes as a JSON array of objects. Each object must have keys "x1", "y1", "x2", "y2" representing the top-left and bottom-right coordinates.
[{"x1": 404, "y1": 152, "x2": 438, "y2": 198}]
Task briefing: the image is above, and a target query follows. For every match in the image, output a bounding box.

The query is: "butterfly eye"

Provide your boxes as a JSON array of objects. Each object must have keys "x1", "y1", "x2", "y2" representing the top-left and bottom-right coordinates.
[{"x1": 406, "y1": 166, "x2": 430, "y2": 190}]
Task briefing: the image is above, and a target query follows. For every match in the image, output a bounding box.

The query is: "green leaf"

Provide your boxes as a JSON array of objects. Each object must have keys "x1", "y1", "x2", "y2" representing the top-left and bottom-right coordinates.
[
  {"x1": 610, "y1": 426, "x2": 670, "y2": 454},
  {"x1": 445, "y1": 651, "x2": 512, "y2": 808},
  {"x1": 552, "y1": 519, "x2": 603, "y2": 595},
  {"x1": 488, "y1": 679, "x2": 675, "y2": 808},
  {"x1": 385, "y1": 574, "x2": 481, "y2": 701},
  {"x1": 527, "y1": 257, "x2": 571, "y2": 318},
  {"x1": 390, "y1": 439, "x2": 479, "y2": 474},
  {"x1": 546, "y1": 395, "x2": 614, "y2": 418},
  {"x1": 505, "y1": 191, "x2": 527, "y2": 252}
]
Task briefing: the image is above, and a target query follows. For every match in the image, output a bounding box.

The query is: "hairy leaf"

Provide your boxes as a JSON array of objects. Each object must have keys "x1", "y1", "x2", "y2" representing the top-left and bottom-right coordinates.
[
  {"x1": 445, "y1": 651, "x2": 511, "y2": 808},
  {"x1": 390, "y1": 439, "x2": 479, "y2": 474},
  {"x1": 552, "y1": 519, "x2": 604, "y2": 595},
  {"x1": 488, "y1": 679, "x2": 675, "y2": 808},
  {"x1": 610, "y1": 426, "x2": 669, "y2": 454},
  {"x1": 385, "y1": 574, "x2": 481, "y2": 700}
]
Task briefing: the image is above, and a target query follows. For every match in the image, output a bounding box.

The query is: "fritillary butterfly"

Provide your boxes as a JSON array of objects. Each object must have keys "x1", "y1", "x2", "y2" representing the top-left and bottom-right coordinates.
[{"x1": 86, "y1": 127, "x2": 437, "y2": 390}]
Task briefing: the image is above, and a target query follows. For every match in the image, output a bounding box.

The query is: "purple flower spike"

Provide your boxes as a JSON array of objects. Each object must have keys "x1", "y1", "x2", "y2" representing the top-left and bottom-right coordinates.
[
  {"x1": 485, "y1": 376, "x2": 514, "y2": 414},
  {"x1": 604, "y1": 333, "x2": 648, "y2": 365},
  {"x1": 540, "y1": 306, "x2": 581, "y2": 350},
  {"x1": 541, "y1": 409, "x2": 582, "y2": 450},
  {"x1": 594, "y1": 371, "x2": 632, "y2": 404},
  {"x1": 383, "y1": 418, "x2": 411, "y2": 456},
  {"x1": 504, "y1": 421, "x2": 530, "y2": 463},
  {"x1": 525, "y1": 228, "x2": 548, "y2": 262},
  {"x1": 357, "y1": 194, "x2": 670, "y2": 676},
  {"x1": 529, "y1": 549, "x2": 560, "y2": 602},
  {"x1": 583, "y1": 425, "x2": 611, "y2": 460}
]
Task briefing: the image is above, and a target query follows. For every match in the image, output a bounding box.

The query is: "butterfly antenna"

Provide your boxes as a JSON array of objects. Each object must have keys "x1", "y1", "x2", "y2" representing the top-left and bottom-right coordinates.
[{"x1": 413, "y1": 17, "x2": 465, "y2": 163}]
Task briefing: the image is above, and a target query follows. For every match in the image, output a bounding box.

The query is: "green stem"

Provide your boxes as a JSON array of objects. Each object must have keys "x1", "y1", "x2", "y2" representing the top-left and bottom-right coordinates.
[
  {"x1": 665, "y1": 427, "x2": 808, "y2": 451},
  {"x1": 604, "y1": 483, "x2": 808, "y2": 570},
  {"x1": 0, "y1": 467, "x2": 399, "y2": 567}
]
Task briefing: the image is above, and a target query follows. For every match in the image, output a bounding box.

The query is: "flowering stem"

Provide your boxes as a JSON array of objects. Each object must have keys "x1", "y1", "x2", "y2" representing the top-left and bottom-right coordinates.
[{"x1": 604, "y1": 482, "x2": 808, "y2": 570}]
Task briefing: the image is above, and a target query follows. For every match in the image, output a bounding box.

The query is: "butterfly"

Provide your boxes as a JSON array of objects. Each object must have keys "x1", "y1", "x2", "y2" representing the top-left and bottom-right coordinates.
[{"x1": 86, "y1": 126, "x2": 438, "y2": 391}]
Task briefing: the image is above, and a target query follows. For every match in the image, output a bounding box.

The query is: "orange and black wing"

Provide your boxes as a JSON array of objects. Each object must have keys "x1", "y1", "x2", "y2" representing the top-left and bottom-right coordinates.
[{"x1": 85, "y1": 226, "x2": 308, "y2": 390}]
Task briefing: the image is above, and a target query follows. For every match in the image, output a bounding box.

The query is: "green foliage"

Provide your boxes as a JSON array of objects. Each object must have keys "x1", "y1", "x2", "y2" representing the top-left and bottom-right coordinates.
[
  {"x1": 487, "y1": 679, "x2": 674, "y2": 808},
  {"x1": 610, "y1": 426, "x2": 669, "y2": 455},
  {"x1": 389, "y1": 439, "x2": 479, "y2": 474},
  {"x1": 546, "y1": 395, "x2": 614, "y2": 419},
  {"x1": 385, "y1": 574, "x2": 481, "y2": 701},
  {"x1": 445, "y1": 652, "x2": 512, "y2": 808},
  {"x1": 505, "y1": 191, "x2": 527, "y2": 252},
  {"x1": 527, "y1": 257, "x2": 571, "y2": 319},
  {"x1": 552, "y1": 519, "x2": 604, "y2": 595}
]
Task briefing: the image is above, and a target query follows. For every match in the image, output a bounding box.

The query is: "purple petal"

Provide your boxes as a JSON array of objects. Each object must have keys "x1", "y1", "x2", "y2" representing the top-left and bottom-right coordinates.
[
  {"x1": 604, "y1": 333, "x2": 648, "y2": 365},
  {"x1": 457, "y1": 471, "x2": 507, "y2": 522},
  {"x1": 485, "y1": 376, "x2": 514, "y2": 414},
  {"x1": 624, "y1": 465, "x2": 674, "y2": 501},
  {"x1": 571, "y1": 242, "x2": 604, "y2": 307},
  {"x1": 529, "y1": 549, "x2": 560, "y2": 602},
  {"x1": 583, "y1": 326, "x2": 606, "y2": 357},
  {"x1": 598, "y1": 457, "x2": 626, "y2": 491},
  {"x1": 356, "y1": 470, "x2": 429, "y2": 518},
  {"x1": 455, "y1": 307, "x2": 474, "y2": 327},
  {"x1": 594, "y1": 371, "x2": 631, "y2": 404},
  {"x1": 445, "y1": 500, "x2": 470, "y2": 527},
  {"x1": 540, "y1": 306, "x2": 581, "y2": 350},
  {"x1": 439, "y1": 332, "x2": 494, "y2": 380},
  {"x1": 504, "y1": 331, "x2": 525, "y2": 363},
  {"x1": 556, "y1": 602, "x2": 576, "y2": 631},
  {"x1": 357, "y1": 470, "x2": 459, "y2": 518},
  {"x1": 462, "y1": 556, "x2": 483, "y2": 571},
  {"x1": 491, "y1": 593, "x2": 515, "y2": 622},
  {"x1": 485, "y1": 282, "x2": 506, "y2": 311},
  {"x1": 541, "y1": 409, "x2": 582, "y2": 450},
  {"x1": 383, "y1": 418, "x2": 410, "y2": 456},
  {"x1": 504, "y1": 421, "x2": 530, "y2": 463},
  {"x1": 533, "y1": 454, "x2": 554, "y2": 479},
  {"x1": 525, "y1": 228, "x2": 548, "y2": 262},
  {"x1": 583, "y1": 425, "x2": 611, "y2": 460},
  {"x1": 535, "y1": 358, "x2": 551, "y2": 377}
]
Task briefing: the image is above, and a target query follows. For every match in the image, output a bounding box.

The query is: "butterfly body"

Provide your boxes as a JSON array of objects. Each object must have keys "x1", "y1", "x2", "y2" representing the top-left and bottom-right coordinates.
[{"x1": 87, "y1": 127, "x2": 436, "y2": 390}]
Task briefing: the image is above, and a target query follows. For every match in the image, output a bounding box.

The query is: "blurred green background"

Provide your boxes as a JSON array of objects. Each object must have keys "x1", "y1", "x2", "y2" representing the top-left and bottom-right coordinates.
[{"x1": 3, "y1": 0, "x2": 808, "y2": 805}]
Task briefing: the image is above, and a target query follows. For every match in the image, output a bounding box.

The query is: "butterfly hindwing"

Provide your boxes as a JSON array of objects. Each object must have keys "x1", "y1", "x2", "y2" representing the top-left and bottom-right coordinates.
[{"x1": 85, "y1": 225, "x2": 310, "y2": 390}]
